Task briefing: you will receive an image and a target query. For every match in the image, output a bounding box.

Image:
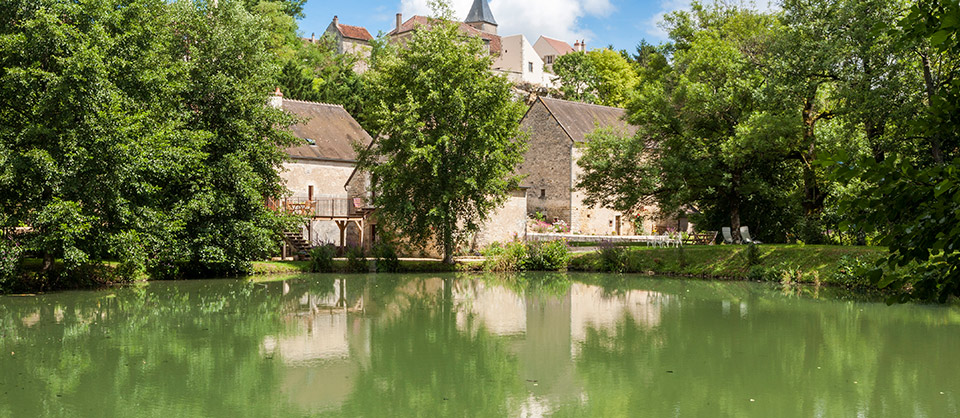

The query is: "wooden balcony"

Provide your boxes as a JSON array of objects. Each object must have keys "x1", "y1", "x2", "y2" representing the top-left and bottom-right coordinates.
[{"x1": 267, "y1": 197, "x2": 374, "y2": 220}]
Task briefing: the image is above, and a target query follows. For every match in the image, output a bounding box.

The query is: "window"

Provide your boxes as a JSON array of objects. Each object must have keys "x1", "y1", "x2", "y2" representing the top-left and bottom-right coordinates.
[
  {"x1": 540, "y1": 189, "x2": 546, "y2": 199},
  {"x1": 529, "y1": 62, "x2": 534, "y2": 72},
  {"x1": 545, "y1": 55, "x2": 554, "y2": 65},
  {"x1": 308, "y1": 185, "x2": 314, "y2": 201}
]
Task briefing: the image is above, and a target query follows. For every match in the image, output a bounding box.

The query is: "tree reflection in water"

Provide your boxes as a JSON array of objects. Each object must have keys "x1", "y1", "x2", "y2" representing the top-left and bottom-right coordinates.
[{"x1": 1, "y1": 274, "x2": 958, "y2": 417}]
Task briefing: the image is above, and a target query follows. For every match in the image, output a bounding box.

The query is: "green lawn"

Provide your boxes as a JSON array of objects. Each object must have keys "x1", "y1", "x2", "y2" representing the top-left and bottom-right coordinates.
[{"x1": 569, "y1": 244, "x2": 887, "y2": 286}]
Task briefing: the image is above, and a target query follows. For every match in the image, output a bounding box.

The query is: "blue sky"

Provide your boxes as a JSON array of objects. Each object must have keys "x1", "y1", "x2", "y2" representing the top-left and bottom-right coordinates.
[{"x1": 298, "y1": 0, "x2": 774, "y2": 52}]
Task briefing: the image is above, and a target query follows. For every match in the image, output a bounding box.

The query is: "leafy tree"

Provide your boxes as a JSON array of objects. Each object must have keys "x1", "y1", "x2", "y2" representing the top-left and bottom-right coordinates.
[
  {"x1": 578, "y1": 4, "x2": 793, "y2": 242},
  {"x1": 358, "y1": 3, "x2": 527, "y2": 263},
  {"x1": 553, "y1": 51, "x2": 599, "y2": 103},
  {"x1": 825, "y1": 0, "x2": 960, "y2": 302},
  {"x1": 0, "y1": 0, "x2": 296, "y2": 281},
  {"x1": 586, "y1": 48, "x2": 638, "y2": 107}
]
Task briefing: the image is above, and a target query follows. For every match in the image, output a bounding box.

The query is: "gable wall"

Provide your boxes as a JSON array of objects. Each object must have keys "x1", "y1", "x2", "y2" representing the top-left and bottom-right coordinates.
[{"x1": 516, "y1": 100, "x2": 573, "y2": 225}]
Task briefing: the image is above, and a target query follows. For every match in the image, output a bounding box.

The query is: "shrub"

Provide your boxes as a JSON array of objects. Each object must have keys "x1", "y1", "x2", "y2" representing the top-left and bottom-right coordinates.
[
  {"x1": 598, "y1": 241, "x2": 627, "y2": 273},
  {"x1": 0, "y1": 237, "x2": 23, "y2": 291},
  {"x1": 747, "y1": 265, "x2": 770, "y2": 281},
  {"x1": 525, "y1": 240, "x2": 571, "y2": 271},
  {"x1": 373, "y1": 241, "x2": 401, "y2": 273},
  {"x1": 832, "y1": 255, "x2": 875, "y2": 289},
  {"x1": 345, "y1": 246, "x2": 368, "y2": 273},
  {"x1": 482, "y1": 241, "x2": 528, "y2": 272},
  {"x1": 745, "y1": 243, "x2": 761, "y2": 266},
  {"x1": 310, "y1": 245, "x2": 337, "y2": 273}
]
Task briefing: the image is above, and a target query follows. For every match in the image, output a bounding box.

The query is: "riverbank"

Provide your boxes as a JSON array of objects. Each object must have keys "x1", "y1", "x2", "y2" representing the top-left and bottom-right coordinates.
[
  {"x1": 568, "y1": 244, "x2": 887, "y2": 288},
  {"x1": 2, "y1": 245, "x2": 885, "y2": 295}
]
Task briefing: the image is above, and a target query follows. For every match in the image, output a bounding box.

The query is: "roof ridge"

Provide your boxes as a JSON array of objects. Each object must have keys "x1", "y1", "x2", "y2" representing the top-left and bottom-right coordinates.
[
  {"x1": 282, "y1": 98, "x2": 345, "y2": 109},
  {"x1": 541, "y1": 96, "x2": 625, "y2": 112}
]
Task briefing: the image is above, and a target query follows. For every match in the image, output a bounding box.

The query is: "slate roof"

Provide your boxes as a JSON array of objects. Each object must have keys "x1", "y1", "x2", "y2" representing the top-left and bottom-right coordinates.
[
  {"x1": 540, "y1": 36, "x2": 575, "y2": 55},
  {"x1": 465, "y1": 0, "x2": 497, "y2": 25},
  {"x1": 538, "y1": 97, "x2": 638, "y2": 143},
  {"x1": 388, "y1": 16, "x2": 502, "y2": 55},
  {"x1": 281, "y1": 99, "x2": 373, "y2": 162},
  {"x1": 334, "y1": 23, "x2": 373, "y2": 42}
]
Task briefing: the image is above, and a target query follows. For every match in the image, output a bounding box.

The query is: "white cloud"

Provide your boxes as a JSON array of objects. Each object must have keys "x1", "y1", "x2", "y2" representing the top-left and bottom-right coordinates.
[
  {"x1": 399, "y1": 0, "x2": 615, "y2": 44},
  {"x1": 643, "y1": 0, "x2": 779, "y2": 41}
]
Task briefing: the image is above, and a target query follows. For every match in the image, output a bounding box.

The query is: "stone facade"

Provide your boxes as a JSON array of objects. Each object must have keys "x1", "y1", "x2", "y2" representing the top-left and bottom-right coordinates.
[
  {"x1": 469, "y1": 189, "x2": 528, "y2": 250},
  {"x1": 516, "y1": 100, "x2": 573, "y2": 224},
  {"x1": 518, "y1": 97, "x2": 654, "y2": 235}
]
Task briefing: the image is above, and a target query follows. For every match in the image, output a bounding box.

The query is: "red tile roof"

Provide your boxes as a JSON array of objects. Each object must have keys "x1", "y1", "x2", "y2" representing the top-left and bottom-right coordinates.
[
  {"x1": 336, "y1": 23, "x2": 373, "y2": 42},
  {"x1": 541, "y1": 36, "x2": 575, "y2": 55},
  {"x1": 388, "y1": 16, "x2": 501, "y2": 55}
]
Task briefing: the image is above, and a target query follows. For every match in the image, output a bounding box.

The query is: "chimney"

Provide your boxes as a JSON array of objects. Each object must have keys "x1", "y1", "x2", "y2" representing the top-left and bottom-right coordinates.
[
  {"x1": 270, "y1": 87, "x2": 283, "y2": 109},
  {"x1": 396, "y1": 13, "x2": 402, "y2": 33},
  {"x1": 580, "y1": 40, "x2": 586, "y2": 52},
  {"x1": 333, "y1": 15, "x2": 339, "y2": 26},
  {"x1": 574, "y1": 40, "x2": 581, "y2": 52},
  {"x1": 310, "y1": 32, "x2": 315, "y2": 43}
]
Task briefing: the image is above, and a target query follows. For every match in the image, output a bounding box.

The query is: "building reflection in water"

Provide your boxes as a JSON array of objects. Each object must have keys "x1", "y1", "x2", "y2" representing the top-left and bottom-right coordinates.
[{"x1": 258, "y1": 277, "x2": 673, "y2": 416}]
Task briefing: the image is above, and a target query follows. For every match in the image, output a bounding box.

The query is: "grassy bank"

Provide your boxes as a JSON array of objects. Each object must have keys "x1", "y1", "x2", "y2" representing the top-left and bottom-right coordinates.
[
  {"x1": 569, "y1": 244, "x2": 886, "y2": 287},
  {"x1": 251, "y1": 259, "x2": 484, "y2": 275}
]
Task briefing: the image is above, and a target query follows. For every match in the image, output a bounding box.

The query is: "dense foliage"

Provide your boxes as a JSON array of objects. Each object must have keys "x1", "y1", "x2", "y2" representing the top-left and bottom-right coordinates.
[
  {"x1": 358, "y1": 4, "x2": 527, "y2": 263},
  {"x1": 575, "y1": 0, "x2": 960, "y2": 300},
  {"x1": 553, "y1": 49, "x2": 638, "y2": 107},
  {"x1": 0, "y1": 0, "x2": 296, "y2": 281}
]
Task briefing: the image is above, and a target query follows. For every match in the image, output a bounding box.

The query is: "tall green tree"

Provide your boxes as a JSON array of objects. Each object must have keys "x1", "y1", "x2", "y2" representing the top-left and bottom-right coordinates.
[
  {"x1": 359, "y1": 2, "x2": 527, "y2": 263},
  {"x1": 578, "y1": 4, "x2": 794, "y2": 242},
  {"x1": 0, "y1": 0, "x2": 296, "y2": 281},
  {"x1": 553, "y1": 51, "x2": 599, "y2": 103},
  {"x1": 826, "y1": 0, "x2": 960, "y2": 302},
  {"x1": 587, "y1": 48, "x2": 638, "y2": 107}
]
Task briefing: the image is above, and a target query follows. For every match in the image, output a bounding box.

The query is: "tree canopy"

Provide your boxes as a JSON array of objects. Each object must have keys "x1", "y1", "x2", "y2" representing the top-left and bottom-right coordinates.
[
  {"x1": 0, "y1": 0, "x2": 296, "y2": 283},
  {"x1": 358, "y1": 4, "x2": 527, "y2": 263}
]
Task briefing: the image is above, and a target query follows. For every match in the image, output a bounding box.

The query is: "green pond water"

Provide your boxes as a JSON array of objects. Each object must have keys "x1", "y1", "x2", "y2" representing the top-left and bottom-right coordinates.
[{"x1": 1, "y1": 273, "x2": 959, "y2": 417}]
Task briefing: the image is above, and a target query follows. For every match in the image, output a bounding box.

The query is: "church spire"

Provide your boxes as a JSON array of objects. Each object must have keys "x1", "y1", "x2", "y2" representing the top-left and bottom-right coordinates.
[{"x1": 465, "y1": 0, "x2": 497, "y2": 35}]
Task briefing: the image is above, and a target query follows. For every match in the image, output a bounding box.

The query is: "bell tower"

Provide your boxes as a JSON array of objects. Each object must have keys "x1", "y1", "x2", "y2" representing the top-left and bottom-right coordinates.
[{"x1": 465, "y1": 0, "x2": 498, "y2": 35}]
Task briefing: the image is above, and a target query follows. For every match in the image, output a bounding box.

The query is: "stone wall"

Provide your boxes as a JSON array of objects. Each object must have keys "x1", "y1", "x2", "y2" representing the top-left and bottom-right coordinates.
[
  {"x1": 281, "y1": 159, "x2": 355, "y2": 200},
  {"x1": 516, "y1": 100, "x2": 573, "y2": 225},
  {"x1": 470, "y1": 189, "x2": 528, "y2": 251},
  {"x1": 569, "y1": 146, "x2": 636, "y2": 235}
]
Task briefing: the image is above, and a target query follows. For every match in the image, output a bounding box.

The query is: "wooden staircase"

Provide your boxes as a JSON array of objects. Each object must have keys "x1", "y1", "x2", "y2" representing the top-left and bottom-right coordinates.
[{"x1": 282, "y1": 231, "x2": 312, "y2": 256}]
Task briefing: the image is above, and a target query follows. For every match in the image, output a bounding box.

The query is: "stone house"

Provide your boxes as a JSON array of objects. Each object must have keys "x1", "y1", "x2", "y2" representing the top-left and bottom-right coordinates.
[
  {"x1": 518, "y1": 96, "x2": 674, "y2": 236},
  {"x1": 270, "y1": 90, "x2": 373, "y2": 248},
  {"x1": 533, "y1": 36, "x2": 576, "y2": 74},
  {"x1": 322, "y1": 16, "x2": 374, "y2": 73}
]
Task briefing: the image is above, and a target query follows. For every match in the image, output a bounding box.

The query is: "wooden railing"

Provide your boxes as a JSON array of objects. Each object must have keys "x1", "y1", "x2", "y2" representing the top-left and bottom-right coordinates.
[{"x1": 267, "y1": 197, "x2": 372, "y2": 218}]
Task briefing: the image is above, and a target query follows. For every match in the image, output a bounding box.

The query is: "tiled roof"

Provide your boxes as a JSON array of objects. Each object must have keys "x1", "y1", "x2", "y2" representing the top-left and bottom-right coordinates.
[
  {"x1": 539, "y1": 97, "x2": 637, "y2": 143},
  {"x1": 541, "y1": 36, "x2": 575, "y2": 55},
  {"x1": 281, "y1": 99, "x2": 373, "y2": 162},
  {"x1": 389, "y1": 16, "x2": 502, "y2": 55},
  {"x1": 336, "y1": 23, "x2": 373, "y2": 42}
]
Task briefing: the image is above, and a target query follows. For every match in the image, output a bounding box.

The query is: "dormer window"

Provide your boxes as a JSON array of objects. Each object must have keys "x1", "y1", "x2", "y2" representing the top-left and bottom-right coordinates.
[{"x1": 305, "y1": 138, "x2": 316, "y2": 146}]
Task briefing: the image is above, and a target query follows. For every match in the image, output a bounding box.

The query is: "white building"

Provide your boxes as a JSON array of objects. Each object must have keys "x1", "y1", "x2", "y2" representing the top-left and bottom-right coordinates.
[
  {"x1": 533, "y1": 36, "x2": 577, "y2": 74},
  {"x1": 493, "y1": 34, "x2": 556, "y2": 87}
]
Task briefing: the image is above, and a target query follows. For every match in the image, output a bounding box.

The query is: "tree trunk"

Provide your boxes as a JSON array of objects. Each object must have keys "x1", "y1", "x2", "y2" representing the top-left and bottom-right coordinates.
[
  {"x1": 731, "y1": 204, "x2": 742, "y2": 244},
  {"x1": 800, "y1": 95, "x2": 826, "y2": 215},
  {"x1": 865, "y1": 120, "x2": 886, "y2": 163},
  {"x1": 442, "y1": 217, "x2": 454, "y2": 265},
  {"x1": 730, "y1": 174, "x2": 742, "y2": 243},
  {"x1": 40, "y1": 251, "x2": 54, "y2": 275},
  {"x1": 920, "y1": 47, "x2": 945, "y2": 164}
]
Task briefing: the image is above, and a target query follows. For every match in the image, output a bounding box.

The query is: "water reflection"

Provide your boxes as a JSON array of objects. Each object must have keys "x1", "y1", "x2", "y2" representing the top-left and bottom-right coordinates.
[{"x1": 1, "y1": 274, "x2": 959, "y2": 417}]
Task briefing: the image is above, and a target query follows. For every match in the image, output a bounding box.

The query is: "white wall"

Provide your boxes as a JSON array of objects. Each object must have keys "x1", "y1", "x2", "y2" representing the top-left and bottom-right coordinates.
[{"x1": 493, "y1": 34, "x2": 550, "y2": 86}]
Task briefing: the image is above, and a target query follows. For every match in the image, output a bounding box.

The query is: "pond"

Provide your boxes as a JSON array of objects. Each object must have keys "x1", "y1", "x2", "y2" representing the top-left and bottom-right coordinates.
[{"x1": 1, "y1": 273, "x2": 958, "y2": 417}]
